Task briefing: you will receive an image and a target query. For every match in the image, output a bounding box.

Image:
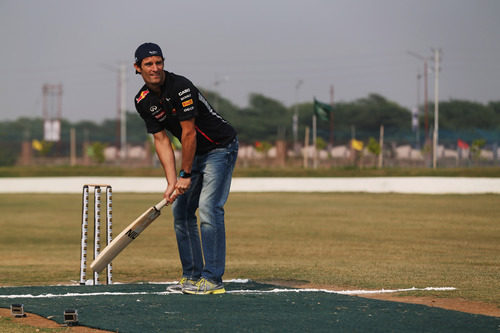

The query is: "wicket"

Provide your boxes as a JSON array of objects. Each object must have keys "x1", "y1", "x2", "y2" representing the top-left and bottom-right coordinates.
[{"x1": 80, "y1": 184, "x2": 113, "y2": 285}]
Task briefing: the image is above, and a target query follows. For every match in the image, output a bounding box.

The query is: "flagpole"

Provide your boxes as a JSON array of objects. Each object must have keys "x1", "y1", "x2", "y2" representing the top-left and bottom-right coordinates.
[
  {"x1": 313, "y1": 114, "x2": 318, "y2": 169},
  {"x1": 304, "y1": 126, "x2": 310, "y2": 168},
  {"x1": 329, "y1": 85, "x2": 334, "y2": 149},
  {"x1": 312, "y1": 97, "x2": 333, "y2": 168}
]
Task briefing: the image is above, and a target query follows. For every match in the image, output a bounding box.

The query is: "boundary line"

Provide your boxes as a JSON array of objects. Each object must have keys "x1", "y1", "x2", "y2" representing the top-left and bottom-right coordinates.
[{"x1": 1, "y1": 177, "x2": 499, "y2": 194}]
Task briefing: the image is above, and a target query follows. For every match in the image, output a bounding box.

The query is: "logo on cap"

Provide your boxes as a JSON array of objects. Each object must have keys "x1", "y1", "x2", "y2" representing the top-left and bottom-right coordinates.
[{"x1": 135, "y1": 43, "x2": 164, "y2": 65}]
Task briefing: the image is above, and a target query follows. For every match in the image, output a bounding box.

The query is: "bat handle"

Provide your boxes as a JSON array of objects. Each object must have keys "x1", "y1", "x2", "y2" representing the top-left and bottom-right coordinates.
[
  {"x1": 154, "y1": 199, "x2": 167, "y2": 211},
  {"x1": 154, "y1": 190, "x2": 178, "y2": 211}
]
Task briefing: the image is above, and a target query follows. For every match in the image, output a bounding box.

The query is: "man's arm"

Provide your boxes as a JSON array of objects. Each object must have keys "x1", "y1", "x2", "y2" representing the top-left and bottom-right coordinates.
[
  {"x1": 176, "y1": 118, "x2": 197, "y2": 194},
  {"x1": 153, "y1": 130, "x2": 177, "y2": 202}
]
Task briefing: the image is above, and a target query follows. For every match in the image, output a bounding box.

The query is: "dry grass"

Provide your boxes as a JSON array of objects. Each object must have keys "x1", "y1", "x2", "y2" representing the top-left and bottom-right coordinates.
[
  {"x1": 0, "y1": 192, "x2": 499, "y2": 308},
  {"x1": 2, "y1": 165, "x2": 500, "y2": 177}
]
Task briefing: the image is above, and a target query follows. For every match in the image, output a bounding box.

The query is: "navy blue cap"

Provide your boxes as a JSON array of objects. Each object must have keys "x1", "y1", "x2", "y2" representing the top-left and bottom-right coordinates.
[{"x1": 134, "y1": 42, "x2": 164, "y2": 66}]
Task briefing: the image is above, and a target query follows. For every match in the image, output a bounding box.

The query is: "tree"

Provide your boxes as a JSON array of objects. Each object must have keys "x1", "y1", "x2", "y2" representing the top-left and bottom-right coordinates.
[
  {"x1": 488, "y1": 101, "x2": 500, "y2": 128},
  {"x1": 87, "y1": 142, "x2": 106, "y2": 164},
  {"x1": 367, "y1": 137, "x2": 381, "y2": 156},
  {"x1": 0, "y1": 93, "x2": 499, "y2": 151},
  {"x1": 324, "y1": 94, "x2": 411, "y2": 144},
  {"x1": 234, "y1": 94, "x2": 291, "y2": 144},
  {"x1": 436, "y1": 100, "x2": 496, "y2": 130},
  {"x1": 201, "y1": 90, "x2": 241, "y2": 127},
  {"x1": 470, "y1": 138, "x2": 486, "y2": 161}
]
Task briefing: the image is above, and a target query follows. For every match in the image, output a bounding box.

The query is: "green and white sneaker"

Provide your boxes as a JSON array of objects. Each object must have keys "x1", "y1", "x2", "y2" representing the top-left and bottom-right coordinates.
[
  {"x1": 167, "y1": 277, "x2": 197, "y2": 292},
  {"x1": 182, "y1": 277, "x2": 226, "y2": 295}
]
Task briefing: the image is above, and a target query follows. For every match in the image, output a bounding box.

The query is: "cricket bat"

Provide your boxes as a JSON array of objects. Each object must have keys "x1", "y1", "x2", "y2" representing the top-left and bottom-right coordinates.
[{"x1": 90, "y1": 197, "x2": 171, "y2": 273}]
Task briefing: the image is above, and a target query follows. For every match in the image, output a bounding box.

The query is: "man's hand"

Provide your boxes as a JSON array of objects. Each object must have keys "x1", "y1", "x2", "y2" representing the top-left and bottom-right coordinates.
[
  {"x1": 164, "y1": 185, "x2": 178, "y2": 205},
  {"x1": 175, "y1": 177, "x2": 191, "y2": 195}
]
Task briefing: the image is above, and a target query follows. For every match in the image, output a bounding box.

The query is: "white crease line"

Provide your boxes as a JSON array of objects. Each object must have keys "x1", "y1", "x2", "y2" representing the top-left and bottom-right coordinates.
[
  {"x1": 0, "y1": 291, "x2": 171, "y2": 298},
  {"x1": 227, "y1": 287, "x2": 457, "y2": 295},
  {"x1": 336, "y1": 287, "x2": 457, "y2": 295},
  {"x1": 0, "y1": 287, "x2": 455, "y2": 299}
]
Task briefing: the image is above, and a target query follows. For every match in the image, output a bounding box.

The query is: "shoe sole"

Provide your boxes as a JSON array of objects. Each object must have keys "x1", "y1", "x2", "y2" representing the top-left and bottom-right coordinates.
[{"x1": 183, "y1": 288, "x2": 226, "y2": 295}]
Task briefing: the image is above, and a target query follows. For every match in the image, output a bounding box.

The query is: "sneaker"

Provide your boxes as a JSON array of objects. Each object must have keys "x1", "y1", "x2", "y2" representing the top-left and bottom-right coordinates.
[
  {"x1": 182, "y1": 277, "x2": 226, "y2": 295},
  {"x1": 166, "y1": 277, "x2": 197, "y2": 292}
]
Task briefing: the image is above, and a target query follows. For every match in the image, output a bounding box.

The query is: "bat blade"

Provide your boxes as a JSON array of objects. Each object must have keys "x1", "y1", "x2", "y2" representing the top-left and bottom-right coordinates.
[{"x1": 90, "y1": 198, "x2": 168, "y2": 273}]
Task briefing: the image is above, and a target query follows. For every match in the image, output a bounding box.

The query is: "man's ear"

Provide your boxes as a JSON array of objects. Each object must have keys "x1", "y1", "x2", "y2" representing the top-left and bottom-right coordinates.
[{"x1": 134, "y1": 63, "x2": 141, "y2": 74}]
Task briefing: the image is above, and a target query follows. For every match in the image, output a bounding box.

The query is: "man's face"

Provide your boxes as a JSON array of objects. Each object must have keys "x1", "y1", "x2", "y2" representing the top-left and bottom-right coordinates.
[{"x1": 135, "y1": 56, "x2": 165, "y2": 88}]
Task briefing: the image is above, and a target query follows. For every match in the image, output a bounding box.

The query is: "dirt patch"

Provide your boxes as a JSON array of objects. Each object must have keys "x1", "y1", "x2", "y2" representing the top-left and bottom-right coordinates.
[
  {"x1": 264, "y1": 280, "x2": 500, "y2": 318},
  {"x1": 362, "y1": 294, "x2": 500, "y2": 318},
  {"x1": 0, "y1": 308, "x2": 112, "y2": 332}
]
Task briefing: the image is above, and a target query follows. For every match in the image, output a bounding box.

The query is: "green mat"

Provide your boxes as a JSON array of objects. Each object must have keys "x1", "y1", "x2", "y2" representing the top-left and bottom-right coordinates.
[{"x1": 1, "y1": 281, "x2": 498, "y2": 332}]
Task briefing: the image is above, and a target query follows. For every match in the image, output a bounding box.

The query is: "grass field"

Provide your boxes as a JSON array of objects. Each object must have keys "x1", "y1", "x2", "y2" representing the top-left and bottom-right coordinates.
[
  {"x1": 0, "y1": 192, "x2": 498, "y2": 308},
  {"x1": 1, "y1": 165, "x2": 500, "y2": 177}
]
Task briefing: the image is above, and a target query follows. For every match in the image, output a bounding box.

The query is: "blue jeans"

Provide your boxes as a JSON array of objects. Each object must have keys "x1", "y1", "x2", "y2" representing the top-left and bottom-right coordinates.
[{"x1": 172, "y1": 138, "x2": 238, "y2": 283}]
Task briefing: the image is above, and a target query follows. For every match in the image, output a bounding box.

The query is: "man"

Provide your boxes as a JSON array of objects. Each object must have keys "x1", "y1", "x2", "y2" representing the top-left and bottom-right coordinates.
[{"x1": 133, "y1": 42, "x2": 238, "y2": 295}]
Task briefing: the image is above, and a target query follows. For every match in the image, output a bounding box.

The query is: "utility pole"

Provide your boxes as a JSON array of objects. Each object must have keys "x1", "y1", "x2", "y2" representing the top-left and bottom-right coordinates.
[
  {"x1": 432, "y1": 48, "x2": 441, "y2": 169},
  {"x1": 102, "y1": 62, "x2": 128, "y2": 160},
  {"x1": 213, "y1": 75, "x2": 228, "y2": 111},
  {"x1": 119, "y1": 62, "x2": 127, "y2": 160},
  {"x1": 413, "y1": 69, "x2": 421, "y2": 149},
  {"x1": 423, "y1": 60, "x2": 429, "y2": 144},
  {"x1": 408, "y1": 51, "x2": 429, "y2": 144}
]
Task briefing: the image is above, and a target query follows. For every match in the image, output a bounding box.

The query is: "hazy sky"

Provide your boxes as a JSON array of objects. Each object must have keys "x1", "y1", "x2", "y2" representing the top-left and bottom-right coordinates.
[{"x1": 1, "y1": 0, "x2": 499, "y2": 122}]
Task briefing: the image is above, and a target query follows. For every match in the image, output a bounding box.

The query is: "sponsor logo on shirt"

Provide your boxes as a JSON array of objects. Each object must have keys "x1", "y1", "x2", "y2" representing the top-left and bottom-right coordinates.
[
  {"x1": 178, "y1": 88, "x2": 191, "y2": 96},
  {"x1": 155, "y1": 111, "x2": 166, "y2": 119},
  {"x1": 182, "y1": 99, "x2": 194, "y2": 107},
  {"x1": 136, "y1": 90, "x2": 150, "y2": 103},
  {"x1": 149, "y1": 105, "x2": 166, "y2": 121}
]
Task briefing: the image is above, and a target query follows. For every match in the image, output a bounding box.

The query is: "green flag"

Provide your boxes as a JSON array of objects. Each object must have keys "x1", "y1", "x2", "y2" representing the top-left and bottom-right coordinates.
[{"x1": 313, "y1": 98, "x2": 332, "y2": 121}]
